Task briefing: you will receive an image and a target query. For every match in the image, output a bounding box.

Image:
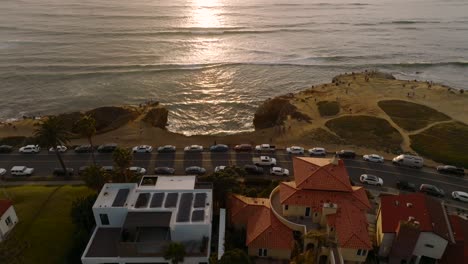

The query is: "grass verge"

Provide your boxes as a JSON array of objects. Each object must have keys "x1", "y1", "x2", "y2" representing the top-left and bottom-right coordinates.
[
  {"x1": 410, "y1": 121, "x2": 468, "y2": 168},
  {"x1": 317, "y1": 101, "x2": 340, "y2": 117},
  {"x1": 378, "y1": 100, "x2": 450, "y2": 131}
]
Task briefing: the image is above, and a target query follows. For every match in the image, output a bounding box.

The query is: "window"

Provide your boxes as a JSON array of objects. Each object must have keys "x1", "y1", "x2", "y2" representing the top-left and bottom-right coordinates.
[
  {"x1": 100, "y1": 214, "x2": 110, "y2": 225},
  {"x1": 425, "y1": 244, "x2": 434, "y2": 248},
  {"x1": 5, "y1": 216, "x2": 12, "y2": 226},
  {"x1": 258, "y1": 248, "x2": 268, "y2": 257},
  {"x1": 285, "y1": 205, "x2": 289, "y2": 210},
  {"x1": 357, "y1": 249, "x2": 362, "y2": 256},
  {"x1": 330, "y1": 227, "x2": 334, "y2": 232}
]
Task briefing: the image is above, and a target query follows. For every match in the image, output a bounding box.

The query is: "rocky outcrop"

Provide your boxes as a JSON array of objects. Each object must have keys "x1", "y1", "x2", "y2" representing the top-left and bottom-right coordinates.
[
  {"x1": 142, "y1": 107, "x2": 169, "y2": 129},
  {"x1": 86, "y1": 106, "x2": 139, "y2": 133},
  {"x1": 253, "y1": 96, "x2": 310, "y2": 130}
]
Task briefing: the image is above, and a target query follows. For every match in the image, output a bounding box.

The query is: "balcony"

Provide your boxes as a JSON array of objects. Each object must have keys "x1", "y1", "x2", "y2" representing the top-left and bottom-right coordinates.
[{"x1": 269, "y1": 186, "x2": 307, "y2": 234}]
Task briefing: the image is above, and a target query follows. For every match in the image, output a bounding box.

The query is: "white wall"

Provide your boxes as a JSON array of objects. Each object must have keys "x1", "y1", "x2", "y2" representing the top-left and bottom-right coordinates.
[
  {"x1": 0, "y1": 207, "x2": 18, "y2": 241},
  {"x1": 93, "y1": 207, "x2": 128, "y2": 227},
  {"x1": 171, "y1": 223, "x2": 211, "y2": 241},
  {"x1": 412, "y1": 232, "x2": 448, "y2": 260}
]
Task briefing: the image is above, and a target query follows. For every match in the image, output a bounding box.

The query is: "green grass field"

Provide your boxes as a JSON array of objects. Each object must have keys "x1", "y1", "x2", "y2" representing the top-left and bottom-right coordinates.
[
  {"x1": 317, "y1": 101, "x2": 340, "y2": 117},
  {"x1": 410, "y1": 122, "x2": 468, "y2": 168},
  {"x1": 378, "y1": 100, "x2": 450, "y2": 131},
  {"x1": 325, "y1": 115, "x2": 403, "y2": 152},
  {"x1": 0, "y1": 185, "x2": 94, "y2": 264}
]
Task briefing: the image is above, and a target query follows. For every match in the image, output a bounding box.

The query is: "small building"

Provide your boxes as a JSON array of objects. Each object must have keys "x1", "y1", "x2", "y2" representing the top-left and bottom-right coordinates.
[
  {"x1": 0, "y1": 199, "x2": 18, "y2": 242},
  {"x1": 81, "y1": 176, "x2": 213, "y2": 264},
  {"x1": 377, "y1": 193, "x2": 454, "y2": 264}
]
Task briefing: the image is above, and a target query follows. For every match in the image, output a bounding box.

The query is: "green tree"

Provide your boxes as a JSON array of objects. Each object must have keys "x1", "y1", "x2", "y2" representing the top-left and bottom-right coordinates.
[
  {"x1": 163, "y1": 242, "x2": 186, "y2": 264},
  {"x1": 81, "y1": 165, "x2": 109, "y2": 191},
  {"x1": 75, "y1": 115, "x2": 97, "y2": 165},
  {"x1": 112, "y1": 147, "x2": 133, "y2": 182},
  {"x1": 218, "y1": 249, "x2": 251, "y2": 264},
  {"x1": 34, "y1": 116, "x2": 70, "y2": 174},
  {"x1": 205, "y1": 167, "x2": 242, "y2": 209}
]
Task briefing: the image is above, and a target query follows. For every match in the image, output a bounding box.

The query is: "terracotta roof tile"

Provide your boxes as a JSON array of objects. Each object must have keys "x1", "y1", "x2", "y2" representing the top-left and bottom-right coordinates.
[
  {"x1": 333, "y1": 202, "x2": 372, "y2": 249},
  {"x1": 229, "y1": 194, "x2": 270, "y2": 226},
  {"x1": 0, "y1": 199, "x2": 12, "y2": 216}
]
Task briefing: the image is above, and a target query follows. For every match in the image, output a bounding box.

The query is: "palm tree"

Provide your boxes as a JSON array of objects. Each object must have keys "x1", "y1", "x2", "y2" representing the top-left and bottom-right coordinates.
[
  {"x1": 112, "y1": 147, "x2": 133, "y2": 182},
  {"x1": 75, "y1": 115, "x2": 97, "y2": 165},
  {"x1": 81, "y1": 165, "x2": 109, "y2": 191},
  {"x1": 34, "y1": 116, "x2": 70, "y2": 175},
  {"x1": 163, "y1": 242, "x2": 185, "y2": 264}
]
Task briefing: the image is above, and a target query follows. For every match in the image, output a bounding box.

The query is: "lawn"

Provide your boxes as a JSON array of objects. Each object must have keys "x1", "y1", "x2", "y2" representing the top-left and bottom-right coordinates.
[
  {"x1": 410, "y1": 121, "x2": 468, "y2": 168},
  {"x1": 0, "y1": 185, "x2": 95, "y2": 264},
  {"x1": 317, "y1": 101, "x2": 340, "y2": 117},
  {"x1": 378, "y1": 100, "x2": 450, "y2": 131},
  {"x1": 325, "y1": 115, "x2": 403, "y2": 152}
]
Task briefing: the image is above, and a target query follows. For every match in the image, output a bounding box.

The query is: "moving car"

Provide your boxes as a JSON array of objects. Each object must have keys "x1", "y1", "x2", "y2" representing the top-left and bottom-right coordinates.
[
  {"x1": 185, "y1": 166, "x2": 206, "y2": 175},
  {"x1": 255, "y1": 144, "x2": 276, "y2": 152},
  {"x1": 0, "y1": 145, "x2": 13, "y2": 153},
  {"x1": 392, "y1": 154, "x2": 424, "y2": 168},
  {"x1": 19, "y1": 145, "x2": 40, "y2": 153},
  {"x1": 437, "y1": 165, "x2": 465, "y2": 176},
  {"x1": 10, "y1": 166, "x2": 34, "y2": 176},
  {"x1": 396, "y1": 181, "x2": 416, "y2": 192},
  {"x1": 363, "y1": 154, "x2": 384, "y2": 163},
  {"x1": 97, "y1": 143, "x2": 118, "y2": 153},
  {"x1": 270, "y1": 167, "x2": 289, "y2": 176},
  {"x1": 127, "y1": 166, "x2": 147, "y2": 175},
  {"x1": 335, "y1": 150, "x2": 356, "y2": 159},
  {"x1": 210, "y1": 144, "x2": 229, "y2": 152},
  {"x1": 75, "y1": 144, "x2": 93, "y2": 153},
  {"x1": 253, "y1": 156, "x2": 277, "y2": 166},
  {"x1": 49, "y1": 145, "x2": 67, "y2": 153},
  {"x1": 234, "y1": 144, "x2": 253, "y2": 152},
  {"x1": 359, "y1": 174, "x2": 383, "y2": 186},
  {"x1": 286, "y1": 146, "x2": 304, "y2": 154},
  {"x1": 132, "y1": 145, "x2": 153, "y2": 153},
  {"x1": 244, "y1": 165, "x2": 264, "y2": 175},
  {"x1": 214, "y1": 166, "x2": 226, "y2": 173},
  {"x1": 419, "y1": 184, "x2": 444, "y2": 197},
  {"x1": 154, "y1": 167, "x2": 175, "y2": 175},
  {"x1": 452, "y1": 191, "x2": 468, "y2": 203},
  {"x1": 0, "y1": 168, "x2": 6, "y2": 176},
  {"x1": 157, "y1": 145, "x2": 176, "y2": 153},
  {"x1": 308, "y1": 147, "x2": 326, "y2": 156},
  {"x1": 184, "y1": 145, "x2": 204, "y2": 152},
  {"x1": 53, "y1": 168, "x2": 74, "y2": 176}
]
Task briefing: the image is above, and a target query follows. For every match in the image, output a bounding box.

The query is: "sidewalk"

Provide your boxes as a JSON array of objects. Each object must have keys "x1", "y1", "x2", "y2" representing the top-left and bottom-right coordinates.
[{"x1": 0, "y1": 180, "x2": 85, "y2": 186}]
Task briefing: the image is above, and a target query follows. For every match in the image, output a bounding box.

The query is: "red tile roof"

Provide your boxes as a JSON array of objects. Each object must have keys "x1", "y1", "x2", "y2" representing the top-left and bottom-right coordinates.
[
  {"x1": 229, "y1": 194, "x2": 270, "y2": 226},
  {"x1": 0, "y1": 199, "x2": 12, "y2": 216},
  {"x1": 331, "y1": 201, "x2": 372, "y2": 249},
  {"x1": 441, "y1": 215, "x2": 468, "y2": 264},
  {"x1": 380, "y1": 193, "x2": 451, "y2": 241}
]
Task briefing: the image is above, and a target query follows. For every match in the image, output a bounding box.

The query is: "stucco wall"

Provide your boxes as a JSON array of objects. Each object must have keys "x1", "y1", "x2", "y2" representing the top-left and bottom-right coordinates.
[
  {"x1": 340, "y1": 247, "x2": 368, "y2": 263},
  {"x1": 93, "y1": 207, "x2": 128, "y2": 227},
  {"x1": 248, "y1": 247, "x2": 291, "y2": 260},
  {"x1": 412, "y1": 232, "x2": 448, "y2": 260},
  {"x1": 0, "y1": 206, "x2": 18, "y2": 241}
]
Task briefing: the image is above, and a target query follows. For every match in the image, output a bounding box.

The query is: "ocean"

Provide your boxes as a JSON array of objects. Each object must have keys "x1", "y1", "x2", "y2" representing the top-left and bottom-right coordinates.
[{"x1": 1, "y1": 0, "x2": 467, "y2": 135}]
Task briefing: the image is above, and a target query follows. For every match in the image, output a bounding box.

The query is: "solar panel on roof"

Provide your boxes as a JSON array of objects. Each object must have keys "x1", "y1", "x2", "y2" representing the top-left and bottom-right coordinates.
[
  {"x1": 164, "y1": 193, "x2": 179, "y2": 208},
  {"x1": 191, "y1": 210, "x2": 205, "y2": 222},
  {"x1": 112, "y1": 188, "x2": 130, "y2": 207},
  {"x1": 135, "y1": 193, "x2": 150, "y2": 208},
  {"x1": 194, "y1": 193, "x2": 207, "y2": 208},
  {"x1": 176, "y1": 193, "x2": 193, "y2": 222},
  {"x1": 150, "y1": 193, "x2": 164, "y2": 208}
]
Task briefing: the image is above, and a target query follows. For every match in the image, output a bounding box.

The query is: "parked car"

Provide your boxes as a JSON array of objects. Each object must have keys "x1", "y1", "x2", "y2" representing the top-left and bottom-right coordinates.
[
  {"x1": 244, "y1": 165, "x2": 264, "y2": 175},
  {"x1": 234, "y1": 144, "x2": 253, "y2": 152},
  {"x1": 157, "y1": 145, "x2": 176, "y2": 153},
  {"x1": 185, "y1": 166, "x2": 206, "y2": 175},
  {"x1": 363, "y1": 154, "x2": 384, "y2": 163},
  {"x1": 78, "y1": 166, "x2": 90, "y2": 175},
  {"x1": 10, "y1": 166, "x2": 34, "y2": 176},
  {"x1": 308, "y1": 147, "x2": 326, "y2": 156},
  {"x1": 0, "y1": 145, "x2": 13, "y2": 153},
  {"x1": 127, "y1": 166, "x2": 147, "y2": 175},
  {"x1": 210, "y1": 144, "x2": 229, "y2": 152},
  {"x1": 419, "y1": 184, "x2": 444, "y2": 197},
  {"x1": 359, "y1": 174, "x2": 383, "y2": 186},
  {"x1": 49, "y1": 145, "x2": 67, "y2": 153},
  {"x1": 270, "y1": 167, "x2": 289, "y2": 176},
  {"x1": 53, "y1": 168, "x2": 74, "y2": 176},
  {"x1": 0, "y1": 168, "x2": 6, "y2": 176},
  {"x1": 252, "y1": 156, "x2": 277, "y2": 166},
  {"x1": 286, "y1": 146, "x2": 304, "y2": 154},
  {"x1": 255, "y1": 144, "x2": 276, "y2": 152},
  {"x1": 214, "y1": 166, "x2": 227, "y2": 173},
  {"x1": 437, "y1": 165, "x2": 465, "y2": 176},
  {"x1": 75, "y1": 144, "x2": 93, "y2": 153},
  {"x1": 97, "y1": 143, "x2": 118, "y2": 153},
  {"x1": 452, "y1": 191, "x2": 468, "y2": 203},
  {"x1": 335, "y1": 150, "x2": 356, "y2": 159},
  {"x1": 392, "y1": 154, "x2": 424, "y2": 168},
  {"x1": 132, "y1": 145, "x2": 153, "y2": 153},
  {"x1": 184, "y1": 145, "x2": 204, "y2": 152},
  {"x1": 102, "y1": 166, "x2": 114, "y2": 172},
  {"x1": 154, "y1": 167, "x2": 175, "y2": 175},
  {"x1": 19, "y1": 145, "x2": 40, "y2": 153},
  {"x1": 396, "y1": 181, "x2": 416, "y2": 192}
]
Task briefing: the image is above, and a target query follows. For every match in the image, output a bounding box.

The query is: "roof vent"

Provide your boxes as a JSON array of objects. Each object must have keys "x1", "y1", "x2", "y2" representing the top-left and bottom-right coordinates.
[
  {"x1": 413, "y1": 221, "x2": 420, "y2": 226},
  {"x1": 408, "y1": 216, "x2": 415, "y2": 222},
  {"x1": 103, "y1": 192, "x2": 109, "y2": 196},
  {"x1": 406, "y1": 203, "x2": 413, "y2": 208},
  {"x1": 395, "y1": 200, "x2": 400, "y2": 206}
]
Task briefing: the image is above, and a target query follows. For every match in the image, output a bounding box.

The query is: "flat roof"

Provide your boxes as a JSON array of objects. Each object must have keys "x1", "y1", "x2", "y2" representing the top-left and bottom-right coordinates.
[
  {"x1": 94, "y1": 183, "x2": 137, "y2": 208},
  {"x1": 155, "y1": 176, "x2": 196, "y2": 190}
]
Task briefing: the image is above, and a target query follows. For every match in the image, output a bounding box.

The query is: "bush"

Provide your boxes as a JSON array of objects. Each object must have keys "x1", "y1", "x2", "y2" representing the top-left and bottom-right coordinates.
[{"x1": 317, "y1": 101, "x2": 340, "y2": 116}]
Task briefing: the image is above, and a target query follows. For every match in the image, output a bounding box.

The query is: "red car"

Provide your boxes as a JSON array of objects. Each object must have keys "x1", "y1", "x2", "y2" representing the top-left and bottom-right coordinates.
[{"x1": 234, "y1": 144, "x2": 253, "y2": 152}]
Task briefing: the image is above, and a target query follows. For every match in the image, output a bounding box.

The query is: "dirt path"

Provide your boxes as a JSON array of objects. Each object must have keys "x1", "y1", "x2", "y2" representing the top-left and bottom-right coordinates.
[{"x1": 407, "y1": 120, "x2": 455, "y2": 136}]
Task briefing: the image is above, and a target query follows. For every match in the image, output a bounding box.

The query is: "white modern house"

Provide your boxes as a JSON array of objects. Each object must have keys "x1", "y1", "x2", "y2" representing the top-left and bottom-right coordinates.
[
  {"x1": 81, "y1": 176, "x2": 213, "y2": 264},
  {"x1": 0, "y1": 199, "x2": 18, "y2": 242}
]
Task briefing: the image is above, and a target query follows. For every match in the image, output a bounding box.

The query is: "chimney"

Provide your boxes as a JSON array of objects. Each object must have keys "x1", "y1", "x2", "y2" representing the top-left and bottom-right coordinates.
[{"x1": 330, "y1": 156, "x2": 339, "y2": 165}]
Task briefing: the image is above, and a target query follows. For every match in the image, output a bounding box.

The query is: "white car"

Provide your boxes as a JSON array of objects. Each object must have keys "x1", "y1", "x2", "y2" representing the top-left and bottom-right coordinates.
[
  {"x1": 184, "y1": 145, "x2": 204, "y2": 152},
  {"x1": 308, "y1": 147, "x2": 326, "y2": 156},
  {"x1": 286, "y1": 146, "x2": 304, "y2": 154},
  {"x1": 360, "y1": 174, "x2": 383, "y2": 186},
  {"x1": 10, "y1": 166, "x2": 34, "y2": 176},
  {"x1": 270, "y1": 167, "x2": 289, "y2": 176},
  {"x1": 0, "y1": 168, "x2": 6, "y2": 176},
  {"x1": 132, "y1": 145, "x2": 153, "y2": 153},
  {"x1": 49, "y1": 145, "x2": 67, "y2": 153},
  {"x1": 127, "y1": 166, "x2": 147, "y2": 175},
  {"x1": 452, "y1": 191, "x2": 468, "y2": 203},
  {"x1": 363, "y1": 154, "x2": 384, "y2": 163},
  {"x1": 253, "y1": 156, "x2": 277, "y2": 166},
  {"x1": 19, "y1": 145, "x2": 40, "y2": 153},
  {"x1": 255, "y1": 144, "x2": 276, "y2": 152},
  {"x1": 214, "y1": 166, "x2": 226, "y2": 173}
]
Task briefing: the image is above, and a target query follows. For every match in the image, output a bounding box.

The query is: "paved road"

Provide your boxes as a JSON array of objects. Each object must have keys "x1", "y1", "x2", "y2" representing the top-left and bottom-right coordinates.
[{"x1": 0, "y1": 150, "x2": 467, "y2": 207}]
